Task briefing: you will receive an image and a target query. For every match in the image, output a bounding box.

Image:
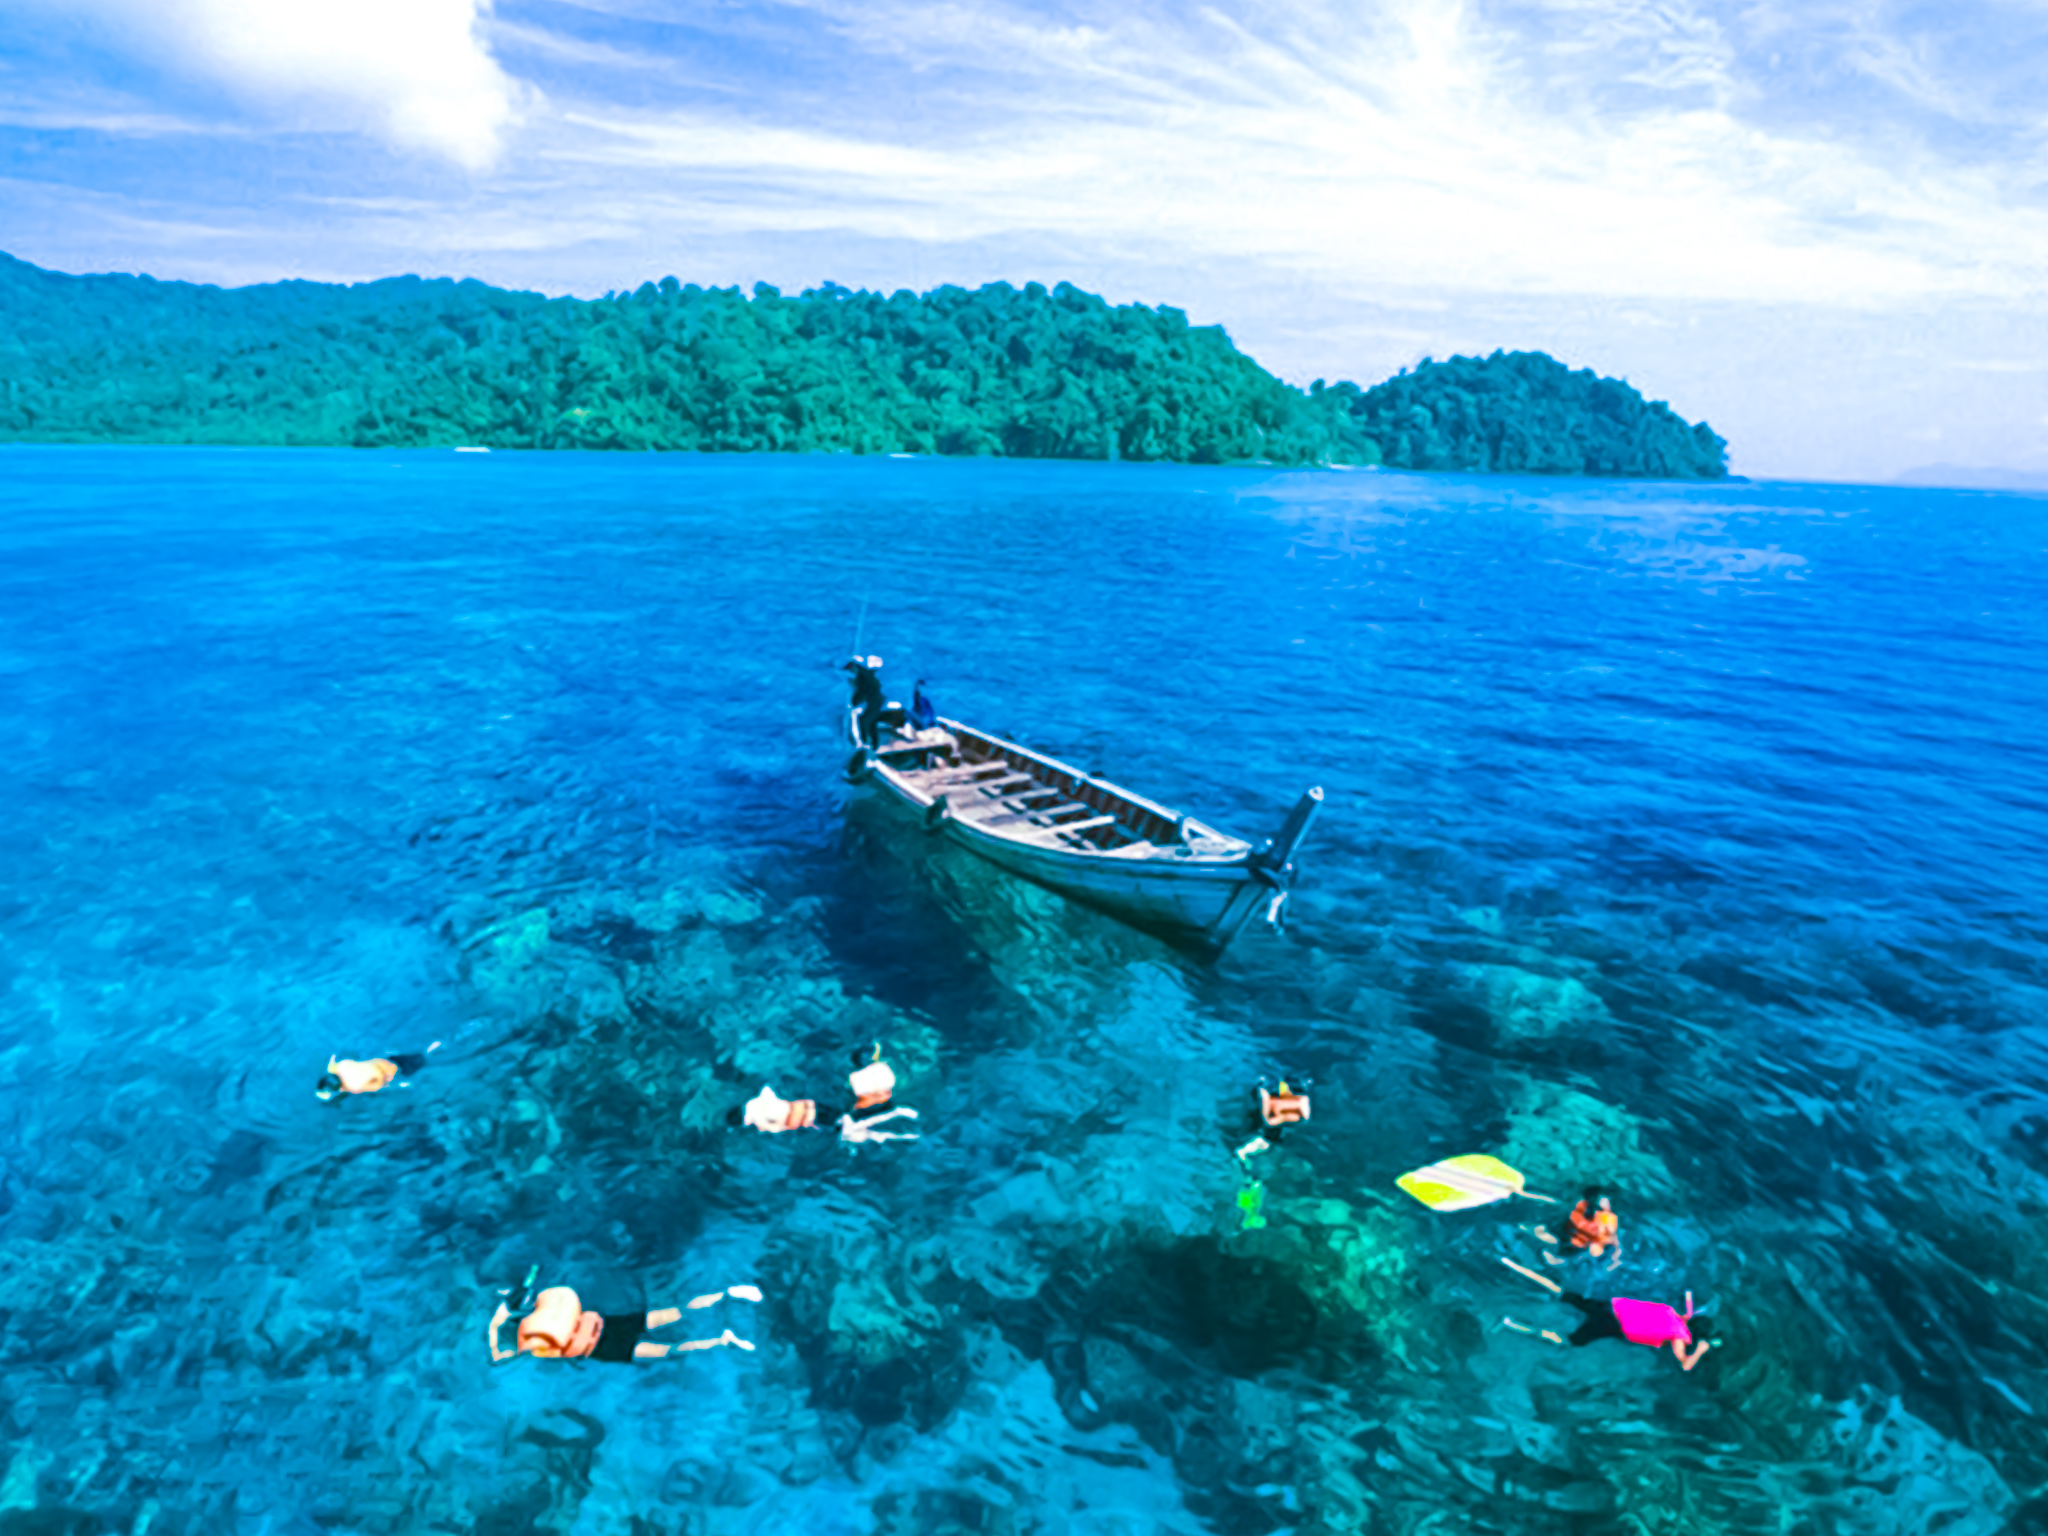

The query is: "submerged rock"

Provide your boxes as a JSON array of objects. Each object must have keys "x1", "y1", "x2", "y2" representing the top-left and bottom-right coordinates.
[
  {"x1": 1497, "y1": 1079, "x2": 1679, "y2": 1200},
  {"x1": 1459, "y1": 962, "x2": 1614, "y2": 1044}
]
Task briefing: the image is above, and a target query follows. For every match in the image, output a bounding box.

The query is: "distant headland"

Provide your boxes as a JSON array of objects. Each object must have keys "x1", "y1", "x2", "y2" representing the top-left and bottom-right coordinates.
[{"x1": 0, "y1": 253, "x2": 1727, "y2": 478}]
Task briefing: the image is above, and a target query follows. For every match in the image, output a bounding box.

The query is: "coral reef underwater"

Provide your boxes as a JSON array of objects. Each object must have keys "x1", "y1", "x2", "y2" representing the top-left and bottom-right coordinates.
[{"x1": 1, "y1": 448, "x2": 2041, "y2": 1534}]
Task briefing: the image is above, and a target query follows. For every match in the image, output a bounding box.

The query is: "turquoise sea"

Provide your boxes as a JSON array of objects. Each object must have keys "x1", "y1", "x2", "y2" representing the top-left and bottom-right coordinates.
[{"x1": 2, "y1": 446, "x2": 2044, "y2": 1536}]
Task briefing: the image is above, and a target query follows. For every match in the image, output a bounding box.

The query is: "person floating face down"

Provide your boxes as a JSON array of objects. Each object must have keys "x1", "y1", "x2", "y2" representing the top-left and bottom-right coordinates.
[
  {"x1": 316, "y1": 1042, "x2": 441, "y2": 1101},
  {"x1": 489, "y1": 1283, "x2": 762, "y2": 1364},
  {"x1": 728, "y1": 1049, "x2": 920, "y2": 1144},
  {"x1": 844, "y1": 655, "x2": 887, "y2": 748},
  {"x1": 841, "y1": 1047, "x2": 921, "y2": 1143},
  {"x1": 1536, "y1": 1188, "x2": 1623, "y2": 1269},
  {"x1": 1236, "y1": 1078, "x2": 1312, "y2": 1163},
  {"x1": 1499, "y1": 1257, "x2": 1713, "y2": 1372}
]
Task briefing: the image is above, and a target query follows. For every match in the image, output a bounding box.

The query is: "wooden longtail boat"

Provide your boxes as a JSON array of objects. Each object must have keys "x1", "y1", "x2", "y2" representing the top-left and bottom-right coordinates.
[{"x1": 843, "y1": 707, "x2": 1322, "y2": 952}]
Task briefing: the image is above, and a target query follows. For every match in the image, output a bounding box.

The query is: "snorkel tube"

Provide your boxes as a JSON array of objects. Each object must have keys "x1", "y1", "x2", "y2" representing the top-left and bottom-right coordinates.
[{"x1": 500, "y1": 1263, "x2": 541, "y2": 1317}]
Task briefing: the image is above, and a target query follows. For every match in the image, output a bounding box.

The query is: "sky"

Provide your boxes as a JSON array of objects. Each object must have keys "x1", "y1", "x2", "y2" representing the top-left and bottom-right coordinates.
[{"x1": 2, "y1": 0, "x2": 2046, "y2": 481}]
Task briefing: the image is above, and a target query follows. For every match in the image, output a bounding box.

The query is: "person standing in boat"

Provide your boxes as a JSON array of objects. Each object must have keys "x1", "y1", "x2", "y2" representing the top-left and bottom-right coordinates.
[
  {"x1": 844, "y1": 654, "x2": 886, "y2": 748},
  {"x1": 910, "y1": 679, "x2": 937, "y2": 732}
]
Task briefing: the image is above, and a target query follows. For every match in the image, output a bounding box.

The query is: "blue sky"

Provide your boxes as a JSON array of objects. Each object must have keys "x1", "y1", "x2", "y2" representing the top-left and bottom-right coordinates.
[{"x1": 2, "y1": 0, "x2": 2045, "y2": 480}]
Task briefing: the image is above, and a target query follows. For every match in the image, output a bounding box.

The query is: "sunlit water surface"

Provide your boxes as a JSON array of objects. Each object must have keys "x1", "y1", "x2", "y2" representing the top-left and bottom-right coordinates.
[{"x1": 2, "y1": 447, "x2": 2045, "y2": 1536}]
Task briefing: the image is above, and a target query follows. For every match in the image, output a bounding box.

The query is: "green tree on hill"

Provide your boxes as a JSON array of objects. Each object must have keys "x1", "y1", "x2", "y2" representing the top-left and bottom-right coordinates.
[
  {"x1": 0, "y1": 252, "x2": 1727, "y2": 477},
  {"x1": 1317, "y1": 350, "x2": 1727, "y2": 478}
]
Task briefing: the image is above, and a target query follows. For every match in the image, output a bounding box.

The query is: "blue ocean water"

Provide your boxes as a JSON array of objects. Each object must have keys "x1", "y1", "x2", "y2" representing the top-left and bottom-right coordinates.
[{"x1": 1, "y1": 445, "x2": 2044, "y2": 1535}]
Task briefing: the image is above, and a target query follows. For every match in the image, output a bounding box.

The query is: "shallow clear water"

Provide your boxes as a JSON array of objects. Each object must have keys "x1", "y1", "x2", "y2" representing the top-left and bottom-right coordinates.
[{"x1": 2, "y1": 446, "x2": 2045, "y2": 1535}]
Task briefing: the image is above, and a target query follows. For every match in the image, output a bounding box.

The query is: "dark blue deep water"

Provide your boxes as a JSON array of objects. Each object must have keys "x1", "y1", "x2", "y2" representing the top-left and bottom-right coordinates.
[{"x1": 3, "y1": 447, "x2": 2045, "y2": 1535}]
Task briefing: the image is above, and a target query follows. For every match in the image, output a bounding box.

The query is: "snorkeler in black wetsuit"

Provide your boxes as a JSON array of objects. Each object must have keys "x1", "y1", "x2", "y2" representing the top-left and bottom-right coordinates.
[{"x1": 489, "y1": 1282, "x2": 763, "y2": 1364}]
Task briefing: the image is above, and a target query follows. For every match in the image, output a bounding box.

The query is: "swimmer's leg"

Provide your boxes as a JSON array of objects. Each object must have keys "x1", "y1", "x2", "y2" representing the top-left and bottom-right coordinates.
[
  {"x1": 1501, "y1": 1257, "x2": 1564, "y2": 1295},
  {"x1": 1502, "y1": 1316, "x2": 1567, "y2": 1346},
  {"x1": 683, "y1": 1285, "x2": 765, "y2": 1311},
  {"x1": 853, "y1": 1107, "x2": 920, "y2": 1127},
  {"x1": 639, "y1": 1328, "x2": 755, "y2": 1359},
  {"x1": 388, "y1": 1043, "x2": 442, "y2": 1077},
  {"x1": 1235, "y1": 1136, "x2": 1270, "y2": 1162}
]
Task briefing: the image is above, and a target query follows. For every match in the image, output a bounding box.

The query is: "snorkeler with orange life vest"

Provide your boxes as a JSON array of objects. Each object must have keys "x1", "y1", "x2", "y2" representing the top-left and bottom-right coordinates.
[
  {"x1": 1235, "y1": 1076, "x2": 1311, "y2": 1163},
  {"x1": 728, "y1": 1045, "x2": 922, "y2": 1144},
  {"x1": 315, "y1": 1041, "x2": 442, "y2": 1100},
  {"x1": 1534, "y1": 1187, "x2": 1624, "y2": 1269},
  {"x1": 489, "y1": 1269, "x2": 763, "y2": 1365},
  {"x1": 1231, "y1": 1077, "x2": 1312, "y2": 1230}
]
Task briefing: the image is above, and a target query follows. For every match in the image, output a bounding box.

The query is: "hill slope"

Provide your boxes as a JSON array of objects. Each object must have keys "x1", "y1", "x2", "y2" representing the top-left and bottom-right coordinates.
[{"x1": 0, "y1": 253, "x2": 1727, "y2": 477}]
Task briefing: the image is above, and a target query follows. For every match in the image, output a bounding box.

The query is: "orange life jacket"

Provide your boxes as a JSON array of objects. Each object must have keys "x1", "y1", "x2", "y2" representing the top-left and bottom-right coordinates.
[
  {"x1": 1568, "y1": 1202, "x2": 1619, "y2": 1250},
  {"x1": 744, "y1": 1087, "x2": 820, "y2": 1132},
  {"x1": 849, "y1": 1059, "x2": 896, "y2": 1111},
  {"x1": 518, "y1": 1288, "x2": 601, "y2": 1359},
  {"x1": 331, "y1": 1056, "x2": 399, "y2": 1094},
  {"x1": 1261, "y1": 1086, "x2": 1310, "y2": 1127}
]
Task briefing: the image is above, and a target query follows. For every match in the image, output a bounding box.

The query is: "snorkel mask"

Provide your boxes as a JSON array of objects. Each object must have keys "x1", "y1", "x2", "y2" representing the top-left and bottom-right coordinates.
[{"x1": 499, "y1": 1263, "x2": 541, "y2": 1315}]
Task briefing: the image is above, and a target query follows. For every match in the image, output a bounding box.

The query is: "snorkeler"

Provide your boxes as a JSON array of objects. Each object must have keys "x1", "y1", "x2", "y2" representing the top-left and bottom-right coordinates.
[
  {"x1": 489, "y1": 1281, "x2": 762, "y2": 1364},
  {"x1": 728, "y1": 1050, "x2": 921, "y2": 1144},
  {"x1": 732, "y1": 1085, "x2": 820, "y2": 1133},
  {"x1": 316, "y1": 1041, "x2": 441, "y2": 1100},
  {"x1": 1231, "y1": 1076, "x2": 1311, "y2": 1233},
  {"x1": 839, "y1": 1045, "x2": 921, "y2": 1143},
  {"x1": 1498, "y1": 1257, "x2": 1712, "y2": 1372},
  {"x1": 1535, "y1": 1188, "x2": 1623, "y2": 1269},
  {"x1": 1235, "y1": 1076, "x2": 1312, "y2": 1163}
]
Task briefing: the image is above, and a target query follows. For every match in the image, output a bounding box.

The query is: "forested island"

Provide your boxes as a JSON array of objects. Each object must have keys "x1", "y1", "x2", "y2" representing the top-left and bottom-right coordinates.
[{"x1": 0, "y1": 252, "x2": 1728, "y2": 477}]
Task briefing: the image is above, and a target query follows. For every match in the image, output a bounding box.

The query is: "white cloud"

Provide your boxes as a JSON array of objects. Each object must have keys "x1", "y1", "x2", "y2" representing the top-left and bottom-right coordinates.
[
  {"x1": 526, "y1": 0, "x2": 2046, "y2": 308},
  {"x1": 3, "y1": 0, "x2": 527, "y2": 167}
]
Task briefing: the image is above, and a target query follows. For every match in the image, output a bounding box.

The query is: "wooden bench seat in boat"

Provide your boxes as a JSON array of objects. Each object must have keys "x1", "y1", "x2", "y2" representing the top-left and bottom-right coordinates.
[
  {"x1": 1030, "y1": 802, "x2": 1094, "y2": 822},
  {"x1": 1036, "y1": 814, "x2": 1119, "y2": 844},
  {"x1": 924, "y1": 764, "x2": 1010, "y2": 786},
  {"x1": 970, "y1": 772, "x2": 1037, "y2": 794},
  {"x1": 956, "y1": 807, "x2": 1048, "y2": 832}
]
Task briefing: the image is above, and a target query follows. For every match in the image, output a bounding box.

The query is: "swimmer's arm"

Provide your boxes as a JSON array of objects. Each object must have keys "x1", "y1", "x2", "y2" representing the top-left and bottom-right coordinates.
[
  {"x1": 488, "y1": 1303, "x2": 519, "y2": 1364},
  {"x1": 1676, "y1": 1337, "x2": 1710, "y2": 1371}
]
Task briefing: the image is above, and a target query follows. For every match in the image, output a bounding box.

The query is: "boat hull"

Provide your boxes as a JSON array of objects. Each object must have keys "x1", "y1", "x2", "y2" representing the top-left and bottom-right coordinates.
[{"x1": 841, "y1": 706, "x2": 1318, "y2": 951}]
